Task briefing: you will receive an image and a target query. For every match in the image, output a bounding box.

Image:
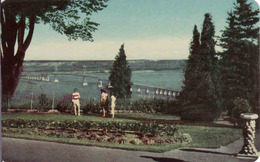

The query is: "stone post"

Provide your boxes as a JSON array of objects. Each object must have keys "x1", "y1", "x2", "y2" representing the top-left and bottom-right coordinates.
[{"x1": 239, "y1": 113, "x2": 258, "y2": 156}]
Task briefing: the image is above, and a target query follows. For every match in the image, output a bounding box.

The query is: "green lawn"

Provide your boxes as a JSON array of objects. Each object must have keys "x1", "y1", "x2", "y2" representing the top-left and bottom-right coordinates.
[
  {"x1": 1, "y1": 113, "x2": 242, "y2": 152},
  {"x1": 116, "y1": 112, "x2": 180, "y2": 121},
  {"x1": 178, "y1": 125, "x2": 241, "y2": 148},
  {"x1": 1, "y1": 113, "x2": 136, "y2": 123}
]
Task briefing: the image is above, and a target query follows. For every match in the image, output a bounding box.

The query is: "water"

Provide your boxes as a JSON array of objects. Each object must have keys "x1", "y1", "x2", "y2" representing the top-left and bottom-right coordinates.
[
  {"x1": 13, "y1": 70, "x2": 184, "y2": 103},
  {"x1": 86, "y1": 70, "x2": 184, "y2": 90}
]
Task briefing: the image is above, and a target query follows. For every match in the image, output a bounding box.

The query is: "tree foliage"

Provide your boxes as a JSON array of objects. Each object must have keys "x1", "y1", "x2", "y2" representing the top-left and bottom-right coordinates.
[
  {"x1": 1, "y1": 0, "x2": 108, "y2": 97},
  {"x1": 233, "y1": 0, "x2": 259, "y2": 41},
  {"x1": 219, "y1": 0, "x2": 259, "y2": 114},
  {"x1": 179, "y1": 25, "x2": 201, "y2": 105},
  {"x1": 109, "y1": 44, "x2": 132, "y2": 99},
  {"x1": 179, "y1": 14, "x2": 220, "y2": 121},
  {"x1": 199, "y1": 13, "x2": 220, "y2": 110}
]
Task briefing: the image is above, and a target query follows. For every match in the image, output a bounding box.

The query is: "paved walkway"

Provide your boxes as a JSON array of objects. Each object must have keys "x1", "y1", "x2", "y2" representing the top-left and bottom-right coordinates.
[{"x1": 2, "y1": 133, "x2": 259, "y2": 162}]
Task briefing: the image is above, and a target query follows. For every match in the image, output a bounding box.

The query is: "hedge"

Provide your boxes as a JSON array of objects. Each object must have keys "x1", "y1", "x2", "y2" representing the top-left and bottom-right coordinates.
[{"x1": 2, "y1": 119, "x2": 180, "y2": 137}]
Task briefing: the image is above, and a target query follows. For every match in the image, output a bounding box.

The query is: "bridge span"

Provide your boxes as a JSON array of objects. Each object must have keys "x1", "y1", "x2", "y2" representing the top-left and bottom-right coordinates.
[{"x1": 20, "y1": 73, "x2": 180, "y2": 97}]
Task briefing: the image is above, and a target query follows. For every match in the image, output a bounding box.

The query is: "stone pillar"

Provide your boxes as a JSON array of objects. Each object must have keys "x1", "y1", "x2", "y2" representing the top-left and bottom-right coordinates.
[{"x1": 239, "y1": 113, "x2": 258, "y2": 156}]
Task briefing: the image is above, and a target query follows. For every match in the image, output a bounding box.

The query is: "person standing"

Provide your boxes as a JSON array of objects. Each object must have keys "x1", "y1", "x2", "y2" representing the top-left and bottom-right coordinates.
[
  {"x1": 72, "y1": 88, "x2": 81, "y2": 116},
  {"x1": 110, "y1": 95, "x2": 116, "y2": 118},
  {"x1": 100, "y1": 89, "x2": 108, "y2": 117}
]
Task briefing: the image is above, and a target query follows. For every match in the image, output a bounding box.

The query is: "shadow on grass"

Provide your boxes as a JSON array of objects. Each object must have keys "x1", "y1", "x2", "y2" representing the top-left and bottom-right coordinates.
[
  {"x1": 180, "y1": 148, "x2": 236, "y2": 156},
  {"x1": 140, "y1": 156, "x2": 186, "y2": 162}
]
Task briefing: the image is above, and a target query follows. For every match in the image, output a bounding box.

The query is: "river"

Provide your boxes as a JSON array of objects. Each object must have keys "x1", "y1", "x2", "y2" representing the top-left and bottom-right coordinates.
[{"x1": 11, "y1": 69, "x2": 184, "y2": 106}]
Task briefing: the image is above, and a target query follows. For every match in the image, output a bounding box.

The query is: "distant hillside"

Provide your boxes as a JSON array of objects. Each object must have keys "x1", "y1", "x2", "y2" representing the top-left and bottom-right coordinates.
[{"x1": 22, "y1": 60, "x2": 187, "y2": 72}]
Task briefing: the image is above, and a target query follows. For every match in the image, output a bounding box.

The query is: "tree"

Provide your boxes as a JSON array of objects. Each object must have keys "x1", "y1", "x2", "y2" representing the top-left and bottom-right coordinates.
[
  {"x1": 200, "y1": 13, "x2": 219, "y2": 96},
  {"x1": 179, "y1": 14, "x2": 220, "y2": 121},
  {"x1": 179, "y1": 25, "x2": 201, "y2": 105},
  {"x1": 196, "y1": 13, "x2": 220, "y2": 119},
  {"x1": 219, "y1": 11, "x2": 243, "y2": 113},
  {"x1": 219, "y1": 0, "x2": 259, "y2": 114},
  {"x1": 109, "y1": 44, "x2": 132, "y2": 99},
  {"x1": 233, "y1": 0, "x2": 259, "y2": 41},
  {"x1": 1, "y1": 0, "x2": 108, "y2": 98}
]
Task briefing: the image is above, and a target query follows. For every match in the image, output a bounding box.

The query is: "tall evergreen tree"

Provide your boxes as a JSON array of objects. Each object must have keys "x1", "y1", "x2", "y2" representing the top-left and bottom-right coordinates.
[
  {"x1": 219, "y1": 11, "x2": 242, "y2": 113},
  {"x1": 198, "y1": 13, "x2": 220, "y2": 115},
  {"x1": 109, "y1": 44, "x2": 132, "y2": 99},
  {"x1": 179, "y1": 14, "x2": 220, "y2": 121},
  {"x1": 179, "y1": 25, "x2": 201, "y2": 105},
  {"x1": 219, "y1": 11, "x2": 237, "y2": 52},
  {"x1": 220, "y1": 0, "x2": 259, "y2": 113},
  {"x1": 234, "y1": 0, "x2": 259, "y2": 41}
]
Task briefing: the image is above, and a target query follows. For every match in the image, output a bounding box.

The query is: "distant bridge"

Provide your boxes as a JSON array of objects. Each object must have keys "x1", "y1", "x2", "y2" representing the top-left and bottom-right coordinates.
[{"x1": 20, "y1": 73, "x2": 180, "y2": 97}]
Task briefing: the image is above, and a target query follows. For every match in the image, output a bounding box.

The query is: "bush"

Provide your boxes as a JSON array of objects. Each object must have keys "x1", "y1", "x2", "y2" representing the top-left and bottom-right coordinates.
[
  {"x1": 18, "y1": 103, "x2": 31, "y2": 110},
  {"x1": 116, "y1": 99, "x2": 131, "y2": 111},
  {"x1": 2, "y1": 119, "x2": 180, "y2": 137},
  {"x1": 38, "y1": 94, "x2": 49, "y2": 107},
  {"x1": 131, "y1": 98, "x2": 175, "y2": 113},
  {"x1": 180, "y1": 104, "x2": 220, "y2": 122},
  {"x1": 55, "y1": 94, "x2": 72, "y2": 113},
  {"x1": 81, "y1": 98, "x2": 177, "y2": 114},
  {"x1": 231, "y1": 98, "x2": 252, "y2": 126},
  {"x1": 181, "y1": 133, "x2": 192, "y2": 143},
  {"x1": 83, "y1": 100, "x2": 102, "y2": 114}
]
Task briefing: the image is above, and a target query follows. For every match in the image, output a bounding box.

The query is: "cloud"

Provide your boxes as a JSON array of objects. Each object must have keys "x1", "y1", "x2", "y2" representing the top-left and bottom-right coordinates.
[{"x1": 25, "y1": 38, "x2": 190, "y2": 60}]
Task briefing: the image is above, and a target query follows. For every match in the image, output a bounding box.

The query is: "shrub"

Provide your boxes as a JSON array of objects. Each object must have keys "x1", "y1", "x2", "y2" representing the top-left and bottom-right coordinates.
[
  {"x1": 181, "y1": 133, "x2": 192, "y2": 143},
  {"x1": 38, "y1": 94, "x2": 49, "y2": 107},
  {"x1": 116, "y1": 99, "x2": 131, "y2": 111},
  {"x1": 180, "y1": 104, "x2": 219, "y2": 122},
  {"x1": 18, "y1": 103, "x2": 31, "y2": 110},
  {"x1": 231, "y1": 98, "x2": 252, "y2": 126},
  {"x1": 81, "y1": 98, "x2": 178, "y2": 114},
  {"x1": 131, "y1": 98, "x2": 175, "y2": 113},
  {"x1": 2, "y1": 119, "x2": 180, "y2": 136},
  {"x1": 82, "y1": 100, "x2": 101, "y2": 114},
  {"x1": 55, "y1": 94, "x2": 72, "y2": 113},
  {"x1": 33, "y1": 94, "x2": 51, "y2": 111},
  {"x1": 2, "y1": 119, "x2": 193, "y2": 144}
]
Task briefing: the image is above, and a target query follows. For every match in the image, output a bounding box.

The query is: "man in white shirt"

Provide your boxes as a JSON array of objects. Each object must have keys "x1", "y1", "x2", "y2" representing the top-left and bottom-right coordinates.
[{"x1": 72, "y1": 88, "x2": 80, "y2": 116}]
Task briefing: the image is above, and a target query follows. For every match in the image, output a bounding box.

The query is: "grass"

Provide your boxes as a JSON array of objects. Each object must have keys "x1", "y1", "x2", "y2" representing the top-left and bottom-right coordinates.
[
  {"x1": 1, "y1": 113, "x2": 242, "y2": 152},
  {"x1": 116, "y1": 112, "x2": 180, "y2": 121},
  {"x1": 177, "y1": 125, "x2": 242, "y2": 148},
  {"x1": 1, "y1": 113, "x2": 136, "y2": 123}
]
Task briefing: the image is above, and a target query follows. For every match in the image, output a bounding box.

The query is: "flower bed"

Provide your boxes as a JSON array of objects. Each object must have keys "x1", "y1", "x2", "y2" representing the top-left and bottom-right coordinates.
[
  {"x1": 2, "y1": 119, "x2": 192, "y2": 145},
  {"x1": 2, "y1": 127, "x2": 191, "y2": 145}
]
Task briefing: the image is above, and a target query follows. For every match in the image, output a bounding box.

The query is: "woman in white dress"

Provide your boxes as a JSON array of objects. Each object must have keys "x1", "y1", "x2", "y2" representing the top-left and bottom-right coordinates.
[{"x1": 110, "y1": 95, "x2": 116, "y2": 118}]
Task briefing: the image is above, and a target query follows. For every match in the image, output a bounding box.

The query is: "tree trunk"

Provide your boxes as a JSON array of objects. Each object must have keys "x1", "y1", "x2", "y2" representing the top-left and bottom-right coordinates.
[
  {"x1": 1, "y1": 5, "x2": 35, "y2": 110},
  {"x1": 1, "y1": 57, "x2": 24, "y2": 111},
  {"x1": 2, "y1": 54, "x2": 24, "y2": 97}
]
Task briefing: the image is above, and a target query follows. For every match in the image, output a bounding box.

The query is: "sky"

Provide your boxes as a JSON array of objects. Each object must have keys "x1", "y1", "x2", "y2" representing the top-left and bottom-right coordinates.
[{"x1": 24, "y1": 0, "x2": 259, "y2": 60}]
